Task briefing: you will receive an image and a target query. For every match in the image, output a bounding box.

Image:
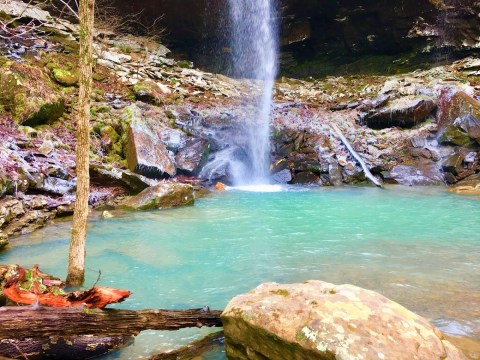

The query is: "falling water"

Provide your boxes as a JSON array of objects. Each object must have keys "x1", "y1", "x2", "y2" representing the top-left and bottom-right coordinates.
[{"x1": 228, "y1": 0, "x2": 278, "y2": 184}]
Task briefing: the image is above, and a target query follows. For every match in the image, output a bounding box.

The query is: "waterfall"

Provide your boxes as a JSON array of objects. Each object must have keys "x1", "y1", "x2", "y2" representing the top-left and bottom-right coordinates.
[
  {"x1": 228, "y1": 0, "x2": 278, "y2": 184},
  {"x1": 197, "y1": 0, "x2": 278, "y2": 185},
  {"x1": 228, "y1": 0, "x2": 277, "y2": 184}
]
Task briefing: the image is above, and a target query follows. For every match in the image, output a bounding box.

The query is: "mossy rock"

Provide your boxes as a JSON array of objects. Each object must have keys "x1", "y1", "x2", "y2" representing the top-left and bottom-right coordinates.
[
  {"x1": 131, "y1": 81, "x2": 163, "y2": 105},
  {"x1": 0, "y1": 63, "x2": 65, "y2": 126},
  {"x1": 0, "y1": 175, "x2": 14, "y2": 198},
  {"x1": 51, "y1": 68, "x2": 79, "y2": 87},
  {"x1": 439, "y1": 125, "x2": 476, "y2": 148},
  {"x1": 120, "y1": 184, "x2": 195, "y2": 211},
  {"x1": 23, "y1": 99, "x2": 65, "y2": 127}
]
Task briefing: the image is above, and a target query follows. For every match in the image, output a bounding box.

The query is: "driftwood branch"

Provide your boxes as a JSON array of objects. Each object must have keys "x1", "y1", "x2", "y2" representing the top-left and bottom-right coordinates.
[
  {"x1": 0, "y1": 306, "x2": 222, "y2": 339},
  {"x1": 330, "y1": 123, "x2": 383, "y2": 187},
  {"x1": 150, "y1": 331, "x2": 224, "y2": 360}
]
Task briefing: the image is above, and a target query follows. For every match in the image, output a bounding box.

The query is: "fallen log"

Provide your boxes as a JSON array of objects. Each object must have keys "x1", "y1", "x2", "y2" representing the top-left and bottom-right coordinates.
[
  {"x1": 0, "y1": 306, "x2": 222, "y2": 359},
  {"x1": 330, "y1": 123, "x2": 383, "y2": 187},
  {"x1": 0, "y1": 306, "x2": 223, "y2": 338},
  {"x1": 150, "y1": 331, "x2": 224, "y2": 360}
]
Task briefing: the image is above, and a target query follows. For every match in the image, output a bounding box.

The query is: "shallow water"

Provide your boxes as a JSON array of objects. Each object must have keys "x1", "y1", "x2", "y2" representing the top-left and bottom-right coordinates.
[{"x1": 1, "y1": 186, "x2": 479, "y2": 359}]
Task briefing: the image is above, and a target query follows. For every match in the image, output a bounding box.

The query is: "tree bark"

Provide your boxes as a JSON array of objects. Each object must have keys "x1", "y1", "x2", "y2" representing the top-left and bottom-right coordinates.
[
  {"x1": 67, "y1": 0, "x2": 96, "y2": 286},
  {"x1": 0, "y1": 306, "x2": 222, "y2": 338}
]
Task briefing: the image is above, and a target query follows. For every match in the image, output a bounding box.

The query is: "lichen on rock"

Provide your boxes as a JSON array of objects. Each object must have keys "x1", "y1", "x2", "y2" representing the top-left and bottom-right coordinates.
[{"x1": 222, "y1": 280, "x2": 468, "y2": 360}]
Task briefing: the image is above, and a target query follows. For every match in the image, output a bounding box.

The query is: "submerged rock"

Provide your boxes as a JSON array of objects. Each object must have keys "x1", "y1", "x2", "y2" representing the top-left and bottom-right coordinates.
[
  {"x1": 0, "y1": 231, "x2": 7, "y2": 249},
  {"x1": 120, "y1": 183, "x2": 194, "y2": 211},
  {"x1": 222, "y1": 280, "x2": 467, "y2": 360}
]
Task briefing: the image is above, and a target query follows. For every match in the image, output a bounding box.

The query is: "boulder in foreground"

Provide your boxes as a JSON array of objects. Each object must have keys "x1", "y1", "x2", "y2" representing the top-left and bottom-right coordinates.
[
  {"x1": 120, "y1": 183, "x2": 194, "y2": 211},
  {"x1": 222, "y1": 280, "x2": 467, "y2": 360}
]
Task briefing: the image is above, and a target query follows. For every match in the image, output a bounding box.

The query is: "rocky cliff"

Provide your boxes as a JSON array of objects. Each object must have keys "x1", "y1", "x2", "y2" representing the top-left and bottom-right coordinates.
[{"x1": 112, "y1": 0, "x2": 480, "y2": 76}]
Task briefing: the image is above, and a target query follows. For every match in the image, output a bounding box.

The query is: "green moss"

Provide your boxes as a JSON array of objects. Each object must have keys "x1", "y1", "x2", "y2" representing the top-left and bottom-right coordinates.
[
  {"x1": 52, "y1": 68, "x2": 79, "y2": 86},
  {"x1": 100, "y1": 125, "x2": 120, "y2": 143},
  {"x1": 23, "y1": 99, "x2": 65, "y2": 127},
  {"x1": 90, "y1": 104, "x2": 110, "y2": 116},
  {"x1": 295, "y1": 330, "x2": 307, "y2": 342},
  {"x1": 270, "y1": 289, "x2": 290, "y2": 296}
]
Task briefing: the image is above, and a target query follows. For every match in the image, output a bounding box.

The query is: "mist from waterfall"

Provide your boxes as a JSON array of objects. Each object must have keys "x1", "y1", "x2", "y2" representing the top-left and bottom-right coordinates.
[{"x1": 228, "y1": 0, "x2": 278, "y2": 185}]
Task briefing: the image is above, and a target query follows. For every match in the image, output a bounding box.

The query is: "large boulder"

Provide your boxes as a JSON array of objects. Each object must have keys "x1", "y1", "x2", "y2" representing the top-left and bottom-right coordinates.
[
  {"x1": 120, "y1": 183, "x2": 194, "y2": 211},
  {"x1": 362, "y1": 96, "x2": 436, "y2": 129},
  {"x1": 222, "y1": 281, "x2": 467, "y2": 360},
  {"x1": 437, "y1": 90, "x2": 480, "y2": 133},
  {"x1": 384, "y1": 162, "x2": 444, "y2": 186},
  {"x1": 90, "y1": 164, "x2": 154, "y2": 194},
  {"x1": 125, "y1": 117, "x2": 176, "y2": 179}
]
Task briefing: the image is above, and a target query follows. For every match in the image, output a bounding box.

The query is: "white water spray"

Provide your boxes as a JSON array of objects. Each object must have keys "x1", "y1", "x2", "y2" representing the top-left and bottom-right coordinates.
[{"x1": 228, "y1": 0, "x2": 278, "y2": 184}]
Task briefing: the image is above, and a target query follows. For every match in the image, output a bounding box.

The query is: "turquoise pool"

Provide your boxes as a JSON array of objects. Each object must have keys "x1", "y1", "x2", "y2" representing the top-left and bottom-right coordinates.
[{"x1": 1, "y1": 186, "x2": 479, "y2": 359}]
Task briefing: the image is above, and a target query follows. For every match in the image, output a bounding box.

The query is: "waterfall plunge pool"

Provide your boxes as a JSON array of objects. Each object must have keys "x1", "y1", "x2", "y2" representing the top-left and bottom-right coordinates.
[{"x1": 1, "y1": 186, "x2": 479, "y2": 359}]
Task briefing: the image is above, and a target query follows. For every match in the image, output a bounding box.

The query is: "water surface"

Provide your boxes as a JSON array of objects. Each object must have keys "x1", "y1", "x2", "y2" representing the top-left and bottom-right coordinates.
[{"x1": 1, "y1": 186, "x2": 479, "y2": 359}]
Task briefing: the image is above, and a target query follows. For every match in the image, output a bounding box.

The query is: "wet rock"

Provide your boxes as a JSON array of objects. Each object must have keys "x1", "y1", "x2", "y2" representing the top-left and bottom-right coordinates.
[
  {"x1": 438, "y1": 125, "x2": 476, "y2": 148},
  {"x1": 272, "y1": 169, "x2": 292, "y2": 184},
  {"x1": 442, "y1": 153, "x2": 466, "y2": 176},
  {"x1": 291, "y1": 171, "x2": 321, "y2": 185},
  {"x1": 411, "y1": 135, "x2": 427, "y2": 148},
  {"x1": 120, "y1": 183, "x2": 194, "y2": 211},
  {"x1": 454, "y1": 173, "x2": 480, "y2": 188},
  {"x1": 125, "y1": 115, "x2": 176, "y2": 179},
  {"x1": 158, "y1": 128, "x2": 187, "y2": 152},
  {"x1": 389, "y1": 163, "x2": 444, "y2": 185},
  {"x1": 175, "y1": 138, "x2": 210, "y2": 175},
  {"x1": 328, "y1": 161, "x2": 343, "y2": 186},
  {"x1": 363, "y1": 96, "x2": 436, "y2": 129},
  {"x1": 453, "y1": 114, "x2": 480, "y2": 144},
  {"x1": 0, "y1": 231, "x2": 7, "y2": 249},
  {"x1": 101, "y1": 210, "x2": 114, "y2": 219},
  {"x1": 222, "y1": 280, "x2": 467, "y2": 360},
  {"x1": 437, "y1": 90, "x2": 480, "y2": 132}
]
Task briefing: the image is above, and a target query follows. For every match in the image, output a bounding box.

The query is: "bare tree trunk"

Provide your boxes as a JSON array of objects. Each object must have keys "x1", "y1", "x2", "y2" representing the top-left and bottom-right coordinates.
[{"x1": 67, "y1": 0, "x2": 95, "y2": 286}]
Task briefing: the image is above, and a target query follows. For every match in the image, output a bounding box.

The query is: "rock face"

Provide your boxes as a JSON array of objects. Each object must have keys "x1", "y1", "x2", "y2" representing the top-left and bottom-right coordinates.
[
  {"x1": 120, "y1": 183, "x2": 194, "y2": 211},
  {"x1": 111, "y1": 0, "x2": 479, "y2": 76},
  {"x1": 222, "y1": 281, "x2": 467, "y2": 360}
]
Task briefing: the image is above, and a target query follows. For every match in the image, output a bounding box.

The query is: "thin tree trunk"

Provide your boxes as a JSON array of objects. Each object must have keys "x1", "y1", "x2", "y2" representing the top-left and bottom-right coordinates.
[{"x1": 67, "y1": 0, "x2": 96, "y2": 286}]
